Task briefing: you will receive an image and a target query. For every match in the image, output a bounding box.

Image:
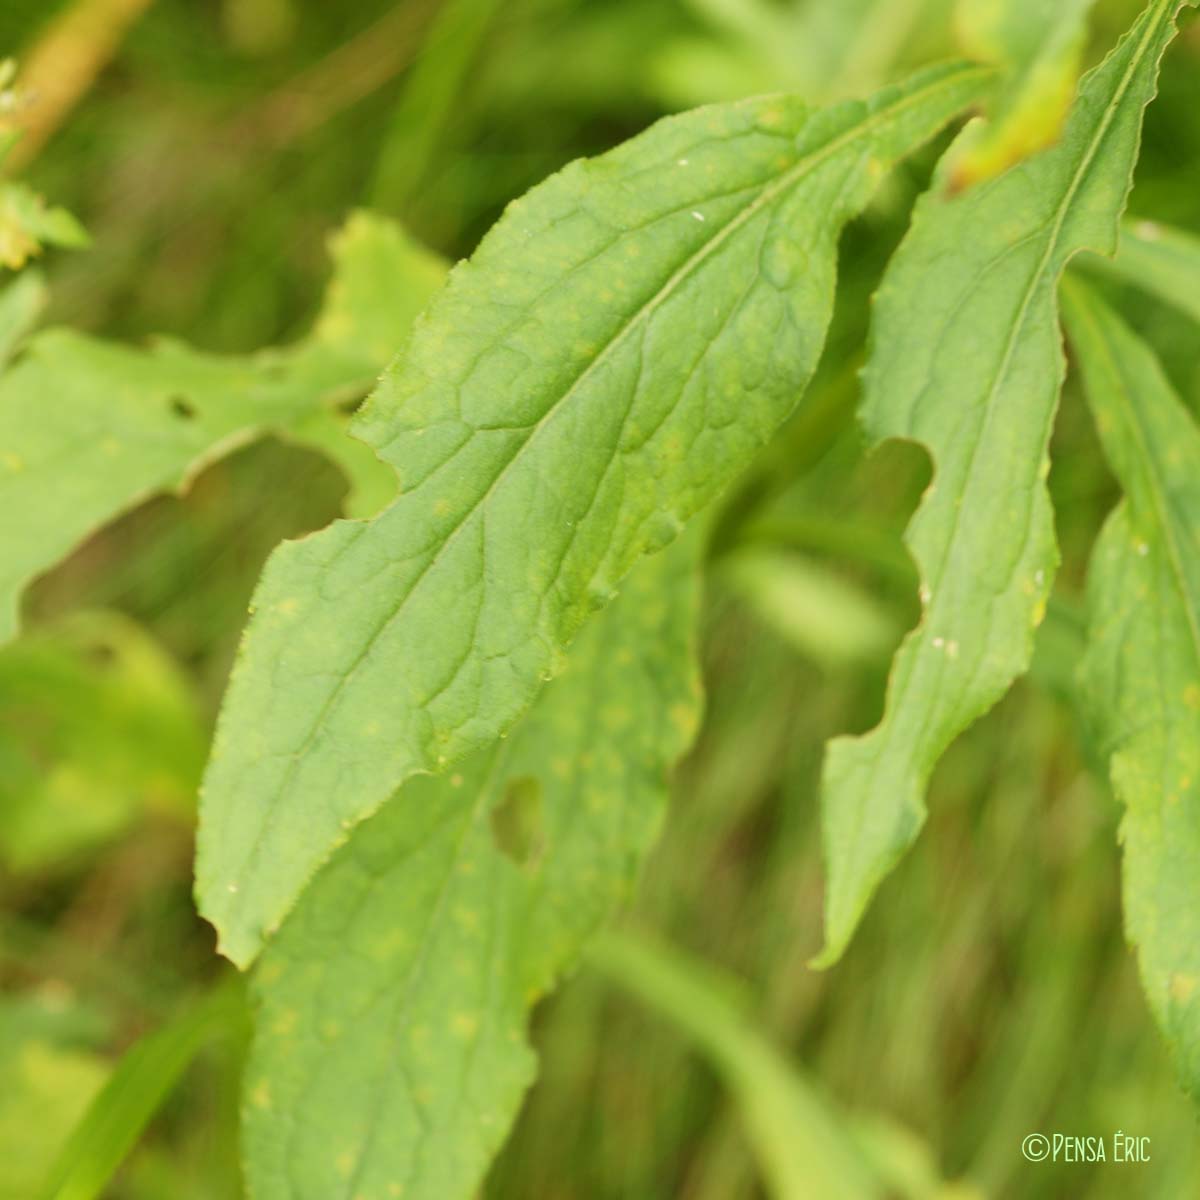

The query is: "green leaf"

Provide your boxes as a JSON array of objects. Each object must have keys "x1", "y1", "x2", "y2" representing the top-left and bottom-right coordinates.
[
  {"x1": 196, "y1": 61, "x2": 990, "y2": 967},
  {"x1": 0, "y1": 180, "x2": 88, "y2": 271},
  {"x1": 0, "y1": 267, "x2": 44, "y2": 366},
  {"x1": 952, "y1": 0, "x2": 1097, "y2": 187},
  {"x1": 0, "y1": 211, "x2": 445, "y2": 645},
  {"x1": 242, "y1": 537, "x2": 703, "y2": 1200},
  {"x1": 37, "y1": 982, "x2": 245, "y2": 1200},
  {"x1": 305, "y1": 211, "x2": 449, "y2": 369},
  {"x1": 1085, "y1": 217, "x2": 1200, "y2": 325},
  {"x1": 816, "y1": 0, "x2": 1196, "y2": 968},
  {"x1": 1061, "y1": 277, "x2": 1200, "y2": 1100}
]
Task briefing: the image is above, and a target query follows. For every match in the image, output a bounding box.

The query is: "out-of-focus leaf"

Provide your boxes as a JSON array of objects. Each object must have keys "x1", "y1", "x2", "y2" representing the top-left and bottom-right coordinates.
[
  {"x1": 37, "y1": 981, "x2": 246, "y2": 1200},
  {"x1": 654, "y1": 0, "x2": 946, "y2": 108},
  {"x1": 849, "y1": 1115, "x2": 984, "y2": 1200},
  {"x1": 0, "y1": 997, "x2": 108, "y2": 1200},
  {"x1": 0, "y1": 211, "x2": 445, "y2": 644},
  {"x1": 723, "y1": 547, "x2": 899, "y2": 667},
  {"x1": 816, "y1": 0, "x2": 1196, "y2": 967},
  {"x1": 952, "y1": 0, "x2": 1097, "y2": 187},
  {"x1": 284, "y1": 409, "x2": 399, "y2": 520},
  {"x1": 0, "y1": 182, "x2": 88, "y2": 269},
  {"x1": 0, "y1": 267, "x2": 44, "y2": 366},
  {"x1": 590, "y1": 929, "x2": 978, "y2": 1200},
  {"x1": 0, "y1": 612, "x2": 205, "y2": 871},
  {"x1": 196, "y1": 61, "x2": 990, "y2": 967},
  {"x1": 0, "y1": 126, "x2": 88, "y2": 270},
  {"x1": 1082, "y1": 217, "x2": 1200, "y2": 324},
  {"x1": 304, "y1": 211, "x2": 448, "y2": 369},
  {"x1": 369, "y1": 0, "x2": 504, "y2": 213},
  {"x1": 1062, "y1": 278, "x2": 1200, "y2": 1099},
  {"x1": 242, "y1": 537, "x2": 703, "y2": 1200}
]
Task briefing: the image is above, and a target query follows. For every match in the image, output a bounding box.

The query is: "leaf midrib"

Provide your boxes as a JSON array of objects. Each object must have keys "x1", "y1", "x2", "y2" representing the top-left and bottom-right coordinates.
[
  {"x1": 826, "y1": 0, "x2": 1175, "y2": 947},
  {"x1": 887, "y1": 0, "x2": 1170, "y2": 720},
  {"x1": 218, "y1": 64, "x2": 987, "y2": 919}
]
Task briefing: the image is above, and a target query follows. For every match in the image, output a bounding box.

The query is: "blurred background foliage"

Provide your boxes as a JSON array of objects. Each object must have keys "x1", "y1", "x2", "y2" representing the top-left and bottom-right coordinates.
[{"x1": 1, "y1": 0, "x2": 1199, "y2": 1196}]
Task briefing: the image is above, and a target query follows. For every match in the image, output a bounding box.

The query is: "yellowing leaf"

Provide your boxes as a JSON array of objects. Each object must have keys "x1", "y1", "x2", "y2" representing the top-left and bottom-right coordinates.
[{"x1": 952, "y1": 0, "x2": 1097, "y2": 187}]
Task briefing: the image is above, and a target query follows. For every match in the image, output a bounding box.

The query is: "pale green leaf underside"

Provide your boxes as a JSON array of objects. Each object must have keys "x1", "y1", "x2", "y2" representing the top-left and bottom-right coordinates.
[
  {"x1": 0, "y1": 212, "x2": 444, "y2": 644},
  {"x1": 816, "y1": 0, "x2": 1196, "y2": 967},
  {"x1": 195, "y1": 61, "x2": 990, "y2": 968},
  {"x1": 1062, "y1": 279, "x2": 1200, "y2": 1100},
  {"x1": 243, "y1": 539, "x2": 702, "y2": 1200}
]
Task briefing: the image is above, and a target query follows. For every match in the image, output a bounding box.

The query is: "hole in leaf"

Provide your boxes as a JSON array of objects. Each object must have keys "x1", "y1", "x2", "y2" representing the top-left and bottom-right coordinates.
[
  {"x1": 83, "y1": 640, "x2": 117, "y2": 668},
  {"x1": 490, "y1": 776, "x2": 544, "y2": 868},
  {"x1": 169, "y1": 395, "x2": 196, "y2": 420}
]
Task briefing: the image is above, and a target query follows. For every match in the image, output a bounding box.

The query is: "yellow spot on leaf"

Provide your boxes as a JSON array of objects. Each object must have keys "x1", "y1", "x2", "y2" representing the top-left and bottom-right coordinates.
[
  {"x1": 271, "y1": 1009, "x2": 298, "y2": 1036},
  {"x1": 1170, "y1": 973, "x2": 1199, "y2": 1004},
  {"x1": 451, "y1": 1012, "x2": 479, "y2": 1039}
]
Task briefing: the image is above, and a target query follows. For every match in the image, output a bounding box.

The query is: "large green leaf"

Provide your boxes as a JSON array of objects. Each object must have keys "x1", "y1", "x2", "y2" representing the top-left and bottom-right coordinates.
[
  {"x1": 196, "y1": 61, "x2": 990, "y2": 967},
  {"x1": 816, "y1": 0, "x2": 1196, "y2": 967},
  {"x1": 1061, "y1": 278, "x2": 1200, "y2": 1100},
  {"x1": 0, "y1": 212, "x2": 445, "y2": 644},
  {"x1": 242, "y1": 537, "x2": 702, "y2": 1200}
]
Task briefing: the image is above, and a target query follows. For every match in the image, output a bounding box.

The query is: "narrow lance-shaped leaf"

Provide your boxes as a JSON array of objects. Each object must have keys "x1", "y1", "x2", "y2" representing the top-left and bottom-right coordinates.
[
  {"x1": 195, "y1": 61, "x2": 991, "y2": 968},
  {"x1": 0, "y1": 212, "x2": 445, "y2": 644},
  {"x1": 243, "y1": 536, "x2": 703, "y2": 1200},
  {"x1": 816, "y1": 0, "x2": 1196, "y2": 967},
  {"x1": 1061, "y1": 277, "x2": 1200, "y2": 1100}
]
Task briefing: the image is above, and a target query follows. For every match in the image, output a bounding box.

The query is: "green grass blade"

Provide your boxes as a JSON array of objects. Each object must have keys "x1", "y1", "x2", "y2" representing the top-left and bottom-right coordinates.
[
  {"x1": 591, "y1": 928, "x2": 910, "y2": 1200},
  {"x1": 368, "y1": 0, "x2": 503, "y2": 214},
  {"x1": 37, "y1": 981, "x2": 245, "y2": 1200}
]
